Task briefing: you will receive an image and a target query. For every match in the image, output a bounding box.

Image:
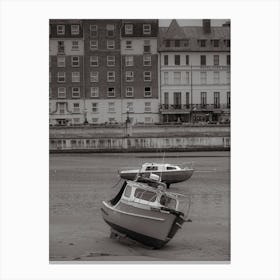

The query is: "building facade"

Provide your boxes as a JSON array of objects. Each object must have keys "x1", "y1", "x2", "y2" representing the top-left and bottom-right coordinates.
[
  {"x1": 49, "y1": 20, "x2": 85, "y2": 125},
  {"x1": 158, "y1": 19, "x2": 230, "y2": 123},
  {"x1": 49, "y1": 19, "x2": 230, "y2": 126}
]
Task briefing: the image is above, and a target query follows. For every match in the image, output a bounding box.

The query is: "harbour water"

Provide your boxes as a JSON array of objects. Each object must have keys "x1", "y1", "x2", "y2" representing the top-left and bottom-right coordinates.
[{"x1": 49, "y1": 151, "x2": 230, "y2": 262}]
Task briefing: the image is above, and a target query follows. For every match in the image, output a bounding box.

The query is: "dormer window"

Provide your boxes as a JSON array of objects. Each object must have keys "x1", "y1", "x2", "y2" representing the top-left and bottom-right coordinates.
[
  {"x1": 57, "y1": 25, "x2": 65, "y2": 35},
  {"x1": 174, "y1": 40, "x2": 180, "y2": 47},
  {"x1": 213, "y1": 40, "x2": 219, "y2": 47},
  {"x1": 200, "y1": 40, "x2": 206, "y2": 47},
  {"x1": 125, "y1": 24, "x2": 133, "y2": 35},
  {"x1": 143, "y1": 24, "x2": 151, "y2": 35},
  {"x1": 165, "y1": 40, "x2": 171, "y2": 47}
]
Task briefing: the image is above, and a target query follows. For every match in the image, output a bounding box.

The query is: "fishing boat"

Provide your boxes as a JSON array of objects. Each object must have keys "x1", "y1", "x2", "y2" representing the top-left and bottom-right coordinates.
[
  {"x1": 101, "y1": 173, "x2": 191, "y2": 249},
  {"x1": 119, "y1": 162, "x2": 194, "y2": 188}
]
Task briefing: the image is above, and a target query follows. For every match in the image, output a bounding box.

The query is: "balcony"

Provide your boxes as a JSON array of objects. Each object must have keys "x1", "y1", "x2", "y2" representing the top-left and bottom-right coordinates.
[{"x1": 160, "y1": 103, "x2": 230, "y2": 113}]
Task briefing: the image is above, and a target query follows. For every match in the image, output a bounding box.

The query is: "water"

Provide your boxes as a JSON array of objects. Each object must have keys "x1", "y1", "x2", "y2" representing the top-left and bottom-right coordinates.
[{"x1": 49, "y1": 151, "x2": 230, "y2": 262}]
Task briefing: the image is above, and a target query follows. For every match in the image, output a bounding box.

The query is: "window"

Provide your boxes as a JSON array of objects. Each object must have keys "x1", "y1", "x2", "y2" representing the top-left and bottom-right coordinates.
[
  {"x1": 90, "y1": 40, "x2": 98, "y2": 50},
  {"x1": 107, "y1": 40, "x2": 115, "y2": 49},
  {"x1": 90, "y1": 87, "x2": 99, "y2": 97},
  {"x1": 144, "y1": 87, "x2": 151, "y2": 97},
  {"x1": 200, "y1": 40, "x2": 206, "y2": 47},
  {"x1": 125, "y1": 56, "x2": 134, "y2": 66},
  {"x1": 58, "y1": 87, "x2": 66, "y2": 98},
  {"x1": 144, "y1": 102, "x2": 151, "y2": 112},
  {"x1": 226, "y1": 39, "x2": 230, "y2": 47},
  {"x1": 57, "y1": 72, "x2": 66, "y2": 83},
  {"x1": 143, "y1": 24, "x2": 151, "y2": 35},
  {"x1": 201, "y1": 92, "x2": 207, "y2": 107},
  {"x1": 107, "y1": 87, "x2": 115, "y2": 97},
  {"x1": 71, "y1": 25, "x2": 79, "y2": 35},
  {"x1": 227, "y1": 91, "x2": 230, "y2": 108},
  {"x1": 186, "y1": 92, "x2": 190, "y2": 108},
  {"x1": 164, "y1": 55, "x2": 168, "y2": 65},
  {"x1": 72, "y1": 72, "x2": 80, "y2": 82},
  {"x1": 174, "y1": 40, "x2": 180, "y2": 47},
  {"x1": 73, "y1": 103, "x2": 80, "y2": 113},
  {"x1": 144, "y1": 40, "x2": 151, "y2": 53},
  {"x1": 227, "y1": 55, "x2": 230, "y2": 65},
  {"x1": 57, "y1": 25, "x2": 65, "y2": 35},
  {"x1": 185, "y1": 72, "x2": 190, "y2": 84},
  {"x1": 109, "y1": 117, "x2": 115, "y2": 123},
  {"x1": 145, "y1": 117, "x2": 152, "y2": 123},
  {"x1": 126, "y1": 71, "x2": 134, "y2": 82},
  {"x1": 126, "y1": 87, "x2": 134, "y2": 97},
  {"x1": 90, "y1": 71, "x2": 98, "y2": 82},
  {"x1": 106, "y1": 24, "x2": 115, "y2": 37},
  {"x1": 173, "y1": 72, "x2": 181, "y2": 84},
  {"x1": 127, "y1": 102, "x2": 134, "y2": 112},
  {"x1": 92, "y1": 118, "x2": 98, "y2": 123},
  {"x1": 92, "y1": 103, "x2": 98, "y2": 113},
  {"x1": 214, "y1": 92, "x2": 220, "y2": 108},
  {"x1": 213, "y1": 71, "x2": 220, "y2": 84},
  {"x1": 213, "y1": 40, "x2": 219, "y2": 47},
  {"x1": 143, "y1": 55, "x2": 151, "y2": 66},
  {"x1": 165, "y1": 40, "x2": 170, "y2": 47},
  {"x1": 144, "y1": 71, "x2": 151, "y2": 82},
  {"x1": 107, "y1": 56, "x2": 115, "y2": 66},
  {"x1": 185, "y1": 55, "x2": 189, "y2": 65},
  {"x1": 58, "y1": 103, "x2": 66, "y2": 114},
  {"x1": 108, "y1": 102, "x2": 115, "y2": 112},
  {"x1": 125, "y1": 24, "x2": 133, "y2": 34},
  {"x1": 125, "y1": 40, "x2": 132, "y2": 49},
  {"x1": 107, "y1": 71, "x2": 115, "y2": 82},
  {"x1": 71, "y1": 56, "x2": 80, "y2": 67},
  {"x1": 200, "y1": 72, "x2": 207, "y2": 84},
  {"x1": 57, "y1": 56, "x2": 65, "y2": 67},
  {"x1": 58, "y1": 41, "x2": 65, "y2": 53},
  {"x1": 174, "y1": 55, "x2": 180, "y2": 65},
  {"x1": 226, "y1": 71, "x2": 230, "y2": 84},
  {"x1": 72, "y1": 41, "x2": 79, "y2": 50},
  {"x1": 200, "y1": 55, "x2": 206, "y2": 66},
  {"x1": 163, "y1": 72, "x2": 168, "y2": 84},
  {"x1": 72, "y1": 87, "x2": 80, "y2": 98},
  {"x1": 90, "y1": 56, "x2": 98, "y2": 67},
  {"x1": 214, "y1": 55, "x2": 219, "y2": 66},
  {"x1": 164, "y1": 92, "x2": 169, "y2": 105},
  {"x1": 90, "y1": 25, "x2": 98, "y2": 37}
]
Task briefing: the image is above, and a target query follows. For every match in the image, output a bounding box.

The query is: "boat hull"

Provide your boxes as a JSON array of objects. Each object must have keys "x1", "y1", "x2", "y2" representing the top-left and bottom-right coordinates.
[
  {"x1": 101, "y1": 201, "x2": 184, "y2": 248},
  {"x1": 119, "y1": 169, "x2": 194, "y2": 184}
]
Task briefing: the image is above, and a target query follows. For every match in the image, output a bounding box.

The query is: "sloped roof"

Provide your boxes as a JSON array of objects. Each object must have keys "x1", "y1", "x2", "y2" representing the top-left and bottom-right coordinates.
[{"x1": 163, "y1": 19, "x2": 186, "y2": 39}]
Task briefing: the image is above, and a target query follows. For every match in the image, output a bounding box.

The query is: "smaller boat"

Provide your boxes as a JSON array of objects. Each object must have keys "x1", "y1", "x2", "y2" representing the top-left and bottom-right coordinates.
[
  {"x1": 101, "y1": 173, "x2": 191, "y2": 249},
  {"x1": 119, "y1": 162, "x2": 194, "y2": 188}
]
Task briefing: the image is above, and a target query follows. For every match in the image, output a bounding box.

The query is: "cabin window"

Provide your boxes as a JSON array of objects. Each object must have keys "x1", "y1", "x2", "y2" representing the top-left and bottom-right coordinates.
[
  {"x1": 145, "y1": 166, "x2": 158, "y2": 171},
  {"x1": 124, "y1": 185, "x2": 132, "y2": 198},
  {"x1": 167, "y1": 166, "x2": 177, "y2": 170},
  {"x1": 134, "y1": 189, "x2": 156, "y2": 202}
]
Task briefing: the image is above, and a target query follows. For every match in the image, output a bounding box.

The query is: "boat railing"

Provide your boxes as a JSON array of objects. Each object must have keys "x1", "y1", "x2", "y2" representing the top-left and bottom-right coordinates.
[{"x1": 167, "y1": 192, "x2": 192, "y2": 218}]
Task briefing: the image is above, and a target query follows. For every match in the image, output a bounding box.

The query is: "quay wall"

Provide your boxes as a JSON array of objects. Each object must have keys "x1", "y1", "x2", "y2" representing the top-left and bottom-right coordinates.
[{"x1": 50, "y1": 125, "x2": 230, "y2": 152}]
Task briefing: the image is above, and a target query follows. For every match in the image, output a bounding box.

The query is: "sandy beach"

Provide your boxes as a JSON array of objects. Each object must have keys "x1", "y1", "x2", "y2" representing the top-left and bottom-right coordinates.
[{"x1": 49, "y1": 151, "x2": 230, "y2": 262}]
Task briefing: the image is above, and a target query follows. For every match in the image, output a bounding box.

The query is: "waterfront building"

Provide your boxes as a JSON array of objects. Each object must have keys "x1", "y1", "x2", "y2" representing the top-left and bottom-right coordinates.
[
  {"x1": 158, "y1": 19, "x2": 230, "y2": 123},
  {"x1": 120, "y1": 20, "x2": 159, "y2": 124},
  {"x1": 49, "y1": 19, "x2": 84, "y2": 125}
]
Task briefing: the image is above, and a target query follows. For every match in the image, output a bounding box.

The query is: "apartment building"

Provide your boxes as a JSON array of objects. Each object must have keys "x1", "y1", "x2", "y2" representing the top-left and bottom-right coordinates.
[
  {"x1": 158, "y1": 19, "x2": 230, "y2": 123},
  {"x1": 49, "y1": 19, "x2": 84, "y2": 125},
  {"x1": 120, "y1": 19, "x2": 159, "y2": 124}
]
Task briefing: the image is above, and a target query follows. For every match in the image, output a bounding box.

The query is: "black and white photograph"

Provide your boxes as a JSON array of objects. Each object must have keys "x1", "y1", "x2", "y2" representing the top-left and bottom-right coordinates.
[
  {"x1": 49, "y1": 19, "x2": 231, "y2": 262},
  {"x1": 1, "y1": 0, "x2": 280, "y2": 279}
]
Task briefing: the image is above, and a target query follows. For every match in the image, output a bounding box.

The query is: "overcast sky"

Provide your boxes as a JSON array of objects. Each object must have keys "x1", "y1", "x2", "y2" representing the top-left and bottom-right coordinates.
[{"x1": 159, "y1": 19, "x2": 229, "y2": 27}]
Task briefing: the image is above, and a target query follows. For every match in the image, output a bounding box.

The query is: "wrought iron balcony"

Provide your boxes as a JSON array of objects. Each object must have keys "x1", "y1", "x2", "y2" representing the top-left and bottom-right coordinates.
[{"x1": 160, "y1": 103, "x2": 230, "y2": 112}]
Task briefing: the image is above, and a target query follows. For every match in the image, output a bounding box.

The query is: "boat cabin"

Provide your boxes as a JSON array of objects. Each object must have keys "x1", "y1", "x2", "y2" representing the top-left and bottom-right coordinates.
[
  {"x1": 140, "y1": 163, "x2": 181, "y2": 172},
  {"x1": 120, "y1": 181, "x2": 178, "y2": 210}
]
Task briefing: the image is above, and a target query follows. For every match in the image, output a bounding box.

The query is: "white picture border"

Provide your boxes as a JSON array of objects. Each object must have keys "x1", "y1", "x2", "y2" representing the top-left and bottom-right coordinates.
[{"x1": 0, "y1": 0, "x2": 279, "y2": 279}]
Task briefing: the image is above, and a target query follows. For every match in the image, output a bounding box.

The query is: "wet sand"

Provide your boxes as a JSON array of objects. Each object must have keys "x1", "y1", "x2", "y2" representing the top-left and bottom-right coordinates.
[{"x1": 49, "y1": 151, "x2": 230, "y2": 262}]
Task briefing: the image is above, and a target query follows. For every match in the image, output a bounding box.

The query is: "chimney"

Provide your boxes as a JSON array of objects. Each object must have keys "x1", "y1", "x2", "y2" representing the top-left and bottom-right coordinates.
[{"x1": 202, "y1": 19, "x2": 211, "y2": 33}]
